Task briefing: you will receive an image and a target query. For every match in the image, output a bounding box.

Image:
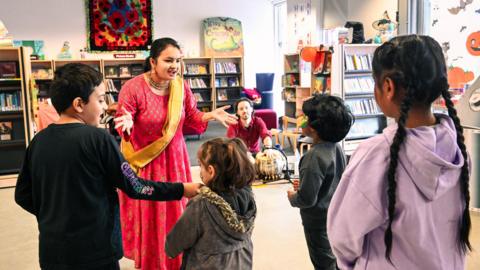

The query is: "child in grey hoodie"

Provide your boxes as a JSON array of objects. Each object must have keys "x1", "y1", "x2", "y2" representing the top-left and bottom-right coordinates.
[{"x1": 166, "y1": 137, "x2": 257, "y2": 270}]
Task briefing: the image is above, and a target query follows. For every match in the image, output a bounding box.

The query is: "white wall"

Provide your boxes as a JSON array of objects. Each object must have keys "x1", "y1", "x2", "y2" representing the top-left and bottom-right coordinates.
[
  {"x1": 0, "y1": 0, "x2": 275, "y2": 87},
  {"x1": 348, "y1": 0, "x2": 397, "y2": 40},
  {"x1": 323, "y1": 0, "x2": 398, "y2": 41}
]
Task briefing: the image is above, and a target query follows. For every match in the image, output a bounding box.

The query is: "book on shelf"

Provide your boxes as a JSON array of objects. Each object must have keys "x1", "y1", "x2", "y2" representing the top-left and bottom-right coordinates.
[
  {"x1": 187, "y1": 78, "x2": 208, "y2": 88},
  {"x1": 118, "y1": 65, "x2": 131, "y2": 78},
  {"x1": 345, "y1": 98, "x2": 380, "y2": 115},
  {"x1": 194, "y1": 92, "x2": 204, "y2": 102},
  {"x1": 105, "y1": 66, "x2": 119, "y2": 78},
  {"x1": 215, "y1": 78, "x2": 230, "y2": 87},
  {"x1": 215, "y1": 62, "x2": 238, "y2": 73},
  {"x1": 32, "y1": 67, "x2": 53, "y2": 79},
  {"x1": 282, "y1": 74, "x2": 298, "y2": 87},
  {"x1": 130, "y1": 64, "x2": 144, "y2": 76},
  {"x1": 217, "y1": 89, "x2": 228, "y2": 101},
  {"x1": 0, "y1": 121, "x2": 12, "y2": 141},
  {"x1": 0, "y1": 61, "x2": 18, "y2": 78},
  {"x1": 345, "y1": 53, "x2": 373, "y2": 71},
  {"x1": 344, "y1": 76, "x2": 374, "y2": 94},
  {"x1": 346, "y1": 118, "x2": 381, "y2": 139},
  {"x1": 0, "y1": 91, "x2": 22, "y2": 111},
  {"x1": 227, "y1": 77, "x2": 239, "y2": 87},
  {"x1": 185, "y1": 64, "x2": 208, "y2": 75}
]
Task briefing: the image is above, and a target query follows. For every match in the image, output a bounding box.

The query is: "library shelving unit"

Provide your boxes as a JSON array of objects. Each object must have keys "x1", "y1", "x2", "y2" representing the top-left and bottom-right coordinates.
[
  {"x1": 103, "y1": 58, "x2": 145, "y2": 93},
  {"x1": 213, "y1": 56, "x2": 243, "y2": 112},
  {"x1": 331, "y1": 43, "x2": 386, "y2": 155},
  {"x1": 0, "y1": 47, "x2": 33, "y2": 186},
  {"x1": 282, "y1": 53, "x2": 312, "y2": 117},
  {"x1": 183, "y1": 57, "x2": 214, "y2": 112}
]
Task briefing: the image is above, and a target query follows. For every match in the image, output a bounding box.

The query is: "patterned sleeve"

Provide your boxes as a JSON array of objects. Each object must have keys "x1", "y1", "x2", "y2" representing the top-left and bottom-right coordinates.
[{"x1": 183, "y1": 82, "x2": 208, "y2": 134}]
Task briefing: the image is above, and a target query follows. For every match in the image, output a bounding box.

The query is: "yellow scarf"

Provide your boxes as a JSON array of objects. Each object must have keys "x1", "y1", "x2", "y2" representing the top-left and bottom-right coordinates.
[{"x1": 121, "y1": 74, "x2": 184, "y2": 173}]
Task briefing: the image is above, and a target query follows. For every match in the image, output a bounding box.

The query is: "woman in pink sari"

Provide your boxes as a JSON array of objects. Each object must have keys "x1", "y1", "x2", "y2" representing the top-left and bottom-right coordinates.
[{"x1": 114, "y1": 37, "x2": 237, "y2": 270}]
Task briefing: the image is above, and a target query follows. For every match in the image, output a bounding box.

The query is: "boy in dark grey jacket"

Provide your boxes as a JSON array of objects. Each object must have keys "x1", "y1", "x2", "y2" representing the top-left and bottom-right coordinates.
[
  {"x1": 166, "y1": 138, "x2": 257, "y2": 270},
  {"x1": 287, "y1": 94, "x2": 353, "y2": 270}
]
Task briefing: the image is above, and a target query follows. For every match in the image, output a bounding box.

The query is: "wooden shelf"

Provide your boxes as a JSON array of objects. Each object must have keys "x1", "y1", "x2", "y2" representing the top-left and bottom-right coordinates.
[
  {"x1": 0, "y1": 140, "x2": 25, "y2": 148},
  {"x1": 0, "y1": 78, "x2": 21, "y2": 82}
]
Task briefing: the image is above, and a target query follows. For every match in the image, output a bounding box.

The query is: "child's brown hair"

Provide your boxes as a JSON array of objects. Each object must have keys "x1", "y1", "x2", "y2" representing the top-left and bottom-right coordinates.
[{"x1": 197, "y1": 137, "x2": 256, "y2": 193}]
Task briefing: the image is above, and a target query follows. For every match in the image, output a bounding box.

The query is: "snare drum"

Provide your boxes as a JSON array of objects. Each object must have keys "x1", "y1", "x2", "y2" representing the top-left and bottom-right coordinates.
[{"x1": 255, "y1": 150, "x2": 285, "y2": 182}]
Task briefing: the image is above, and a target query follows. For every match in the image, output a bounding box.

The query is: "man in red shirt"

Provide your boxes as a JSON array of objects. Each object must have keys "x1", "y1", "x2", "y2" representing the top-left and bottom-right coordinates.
[{"x1": 226, "y1": 98, "x2": 273, "y2": 155}]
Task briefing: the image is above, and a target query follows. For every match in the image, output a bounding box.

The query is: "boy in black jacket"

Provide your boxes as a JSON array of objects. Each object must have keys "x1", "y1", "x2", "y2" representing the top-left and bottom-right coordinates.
[
  {"x1": 287, "y1": 94, "x2": 353, "y2": 270},
  {"x1": 14, "y1": 63, "x2": 201, "y2": 270}
]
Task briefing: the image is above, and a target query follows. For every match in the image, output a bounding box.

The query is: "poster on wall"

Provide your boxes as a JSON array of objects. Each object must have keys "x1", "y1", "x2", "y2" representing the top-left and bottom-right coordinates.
[
  {"x1": 87, "y1": 0, "x2": 152, "y2": 51},
  {"x1": 430, "y1": 0, "x2": 480, "y2": 91},
  {"x1": 202, "y1": 17, "x2": 244, "y2": 57}
]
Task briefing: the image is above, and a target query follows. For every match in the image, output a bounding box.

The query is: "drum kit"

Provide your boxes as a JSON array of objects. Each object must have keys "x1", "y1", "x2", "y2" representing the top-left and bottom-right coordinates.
[{"x1": 255, "y1": 147, "x2": 294, "y2": 184}]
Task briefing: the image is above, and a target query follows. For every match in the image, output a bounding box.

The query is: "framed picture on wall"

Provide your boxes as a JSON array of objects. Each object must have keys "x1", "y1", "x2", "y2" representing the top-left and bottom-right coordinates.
[{"x1": 86, "y1": 0, "x2": 153, "y2": 51}]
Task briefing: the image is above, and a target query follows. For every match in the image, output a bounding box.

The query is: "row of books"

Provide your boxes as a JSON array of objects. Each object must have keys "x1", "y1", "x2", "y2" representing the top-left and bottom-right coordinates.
[
  {"x1": 346, "y1": 118, "x2": 381, "y2": 140},
  {"x1": 214, "y1": 62, "x2": 238, "y2": 74},
  {"x1": 215, "y1": 77, "x2": 240, "y2": 87},
  {"x1": 0, "y1": 91, "x2": 22, "y2": 111},
  {"x1": 282, "y1": 74, "x2": 299, "y2": 87},
  {"x1": 187, "y1": 78, "x2": 209, "y2": 88},
  {"x1": 345, "y1": 98, "x2": 381, "y2": 116},
  {"x1": 345, "y1": 53, "x2": 373, "y2": 72},
  {"x1": 344, "y1": 76, "x2": 374, "y2": 94},
  {"x1": 185, "y1": 64, "x2": 208, "y2": 75}
]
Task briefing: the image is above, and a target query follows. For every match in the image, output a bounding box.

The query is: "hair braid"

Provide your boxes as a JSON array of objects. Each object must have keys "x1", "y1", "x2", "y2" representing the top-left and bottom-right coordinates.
[
  {"x1": 441, "y1": 89, "x2": 472, "y2": 253},
  {"x1": 384, "y1": 87, "x2": 414, "y2": 261}
]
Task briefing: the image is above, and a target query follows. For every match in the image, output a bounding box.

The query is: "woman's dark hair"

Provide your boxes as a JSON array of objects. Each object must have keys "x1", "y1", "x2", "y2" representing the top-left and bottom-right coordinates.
[
  {"x1": 197, "y1": 137, "x2": 256, "y2": 193},
  {"x1": 144, "y1": 37, "x2": 181, "y2": 72},
  {"x1": 49, "y1": 63, "x2": 103, "y2": 113},
  {"x1": 302, "y1": 94, "x2": 354, "y2": 142},
  {"x1": 372, "y1": 34, "x2": 471, "y2": 261}
]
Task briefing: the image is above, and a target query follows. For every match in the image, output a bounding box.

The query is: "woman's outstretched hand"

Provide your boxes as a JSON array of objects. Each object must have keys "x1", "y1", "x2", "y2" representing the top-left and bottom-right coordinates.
[
  {"x1": 204, "y1": 105, "x2": 238, "y2": 128},
  {"x1": 114, "y1": 108, "x2": 133, "y2": 135}
]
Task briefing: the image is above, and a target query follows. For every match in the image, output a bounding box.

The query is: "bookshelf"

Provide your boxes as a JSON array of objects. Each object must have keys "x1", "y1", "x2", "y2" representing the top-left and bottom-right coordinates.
[
  {"x1": 282, "y1": 53, "x2": 315, "y2": 118},
  {"x1": 183, "y1": 57, "x2": 213, "y2": 112},
  {"x1": 103, "y1": 58, "x2": 144, "y2": 93},
  {"x1": 331, "y1": 44, "x2": 386, "y2": 155},
  {"x1": 0, "y1": 47, "x2": 33, "y2": 185},
  {"x1": 213, "y1": 56, "x2": 243, "y2": 112}
]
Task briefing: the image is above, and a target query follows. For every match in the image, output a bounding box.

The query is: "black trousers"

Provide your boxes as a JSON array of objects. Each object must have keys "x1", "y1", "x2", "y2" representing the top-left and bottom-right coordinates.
[
  {"x1": 42, "y1": 261, "x2": 120, "y2": 270},
  {"x1": 303, "y1": 227, "x2": 337, "y2": 270}
]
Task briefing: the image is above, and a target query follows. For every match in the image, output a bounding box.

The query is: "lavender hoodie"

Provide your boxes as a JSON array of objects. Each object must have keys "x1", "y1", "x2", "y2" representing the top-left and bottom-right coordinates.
[{"x1": 327, "y1": 114, "x2": 467, "y2": 270}]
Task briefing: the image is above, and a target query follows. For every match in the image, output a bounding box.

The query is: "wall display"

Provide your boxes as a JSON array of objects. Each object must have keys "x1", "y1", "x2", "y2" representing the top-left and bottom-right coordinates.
[
  {"x1": 203, "y1": 17, "x2": 244, "y2": 57},
  {"x1": 87, "y1": 0, "x2": 153, "y2": 51},
  {"x1": 13, "y1": 40, "x2": 45, "y2": 60},
  {"x1": 430, "y1": 0, "x2": 480, "y2": 91}
]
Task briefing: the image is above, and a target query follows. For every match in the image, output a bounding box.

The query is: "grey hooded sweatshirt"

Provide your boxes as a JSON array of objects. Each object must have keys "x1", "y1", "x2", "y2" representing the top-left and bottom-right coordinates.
[{"x1": 166, "y1": 186, "x2": 256, "y2": 270}]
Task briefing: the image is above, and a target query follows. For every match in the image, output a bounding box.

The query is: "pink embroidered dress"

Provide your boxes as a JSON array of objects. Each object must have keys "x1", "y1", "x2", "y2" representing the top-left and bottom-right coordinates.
[{"x1": 116, "y1": 75, "x2": 207, "y2": 270}]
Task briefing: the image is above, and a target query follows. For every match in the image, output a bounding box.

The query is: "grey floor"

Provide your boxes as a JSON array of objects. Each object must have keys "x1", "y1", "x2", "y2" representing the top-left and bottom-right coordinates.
[
  {"x1": 1, "y1": 122, "x2": 479, "y2": 269},
  {"x1": 1, "y1": 175, "x2": 479, "y2": 270}
]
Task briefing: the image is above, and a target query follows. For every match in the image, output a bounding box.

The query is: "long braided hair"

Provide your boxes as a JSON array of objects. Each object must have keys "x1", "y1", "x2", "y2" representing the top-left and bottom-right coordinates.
[{"x1": 371, "y1": 35, "x2": 471, "y2": 261}]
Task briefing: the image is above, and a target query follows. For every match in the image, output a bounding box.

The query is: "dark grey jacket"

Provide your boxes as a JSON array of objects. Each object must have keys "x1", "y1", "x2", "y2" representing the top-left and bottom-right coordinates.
[
  {"x1": 289, "y1": 142, "x2": 346, "y2": 229},
  {"x1": 166, "y1": 186, "x2": 256, "y2": 270}
]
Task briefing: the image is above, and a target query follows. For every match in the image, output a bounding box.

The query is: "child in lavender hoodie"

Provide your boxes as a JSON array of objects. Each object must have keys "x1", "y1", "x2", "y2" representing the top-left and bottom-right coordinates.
[{"x1": 327, "y1": 35, "x2": 471, "y2": 270}]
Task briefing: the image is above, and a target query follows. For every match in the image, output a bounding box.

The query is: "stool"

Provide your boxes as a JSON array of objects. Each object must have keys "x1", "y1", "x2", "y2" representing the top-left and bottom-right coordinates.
[
  {"x1": 269, "y1": 128, "x2": 281, "y2": 145},
  {"x1": 298, "y1": 136, "x2": 313, "y2": 156},
  {"x1": 255, "y1": 109, "x2": 277, "y2": 130}
]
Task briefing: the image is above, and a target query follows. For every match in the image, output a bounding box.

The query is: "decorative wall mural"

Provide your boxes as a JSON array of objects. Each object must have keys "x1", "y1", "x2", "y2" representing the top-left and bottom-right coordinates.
[
  {"x1": 431, "y1": 0, "x2": 480, "y2": 89},
  {"x1": 466, "y1": 31, "x2": 480, "y2": 56},
  {"x1": 87, "y1": 0, "x2": 152, "y2": 51}
]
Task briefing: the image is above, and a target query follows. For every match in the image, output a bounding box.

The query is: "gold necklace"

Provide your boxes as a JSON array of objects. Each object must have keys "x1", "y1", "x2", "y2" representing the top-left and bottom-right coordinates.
[{"x1": 147, "y1": 73, "x2": 169, "y2": 90}]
